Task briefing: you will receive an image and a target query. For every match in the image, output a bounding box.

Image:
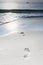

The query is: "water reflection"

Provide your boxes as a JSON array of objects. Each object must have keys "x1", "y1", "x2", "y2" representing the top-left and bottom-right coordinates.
[
  {"x1": 0, "y1": 12, "x2": 43, "y2": 37},
  {"x1": 0, "y1": 13, "x2": 19, "y2": 24},
  {"x1": 0, "y1": 13, "x2": 20, "y2": 36},
  {"x1": 5, "y1": 21, "x2": 19, "y2": 32}
]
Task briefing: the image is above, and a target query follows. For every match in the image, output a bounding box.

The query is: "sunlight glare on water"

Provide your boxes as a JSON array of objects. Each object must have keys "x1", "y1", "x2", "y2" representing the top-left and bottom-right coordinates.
[
  {"x1": 0, "y1": 3, "x2": 43, "y2": 36},
  {"x1": 0, "y1": 12, "x2": 43, "y2": 36}
]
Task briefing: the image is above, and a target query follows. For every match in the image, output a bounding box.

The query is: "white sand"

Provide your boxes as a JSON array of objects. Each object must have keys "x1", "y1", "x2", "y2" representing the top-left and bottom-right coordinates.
[{"x1": 0, "y1": 31, "x2": 43, "y2": 65}]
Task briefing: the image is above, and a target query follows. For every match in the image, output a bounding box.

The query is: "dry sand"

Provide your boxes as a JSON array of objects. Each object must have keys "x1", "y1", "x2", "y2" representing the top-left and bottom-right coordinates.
[{"x1": 0, "y1": 31, "x2": 43, "y2": 65}]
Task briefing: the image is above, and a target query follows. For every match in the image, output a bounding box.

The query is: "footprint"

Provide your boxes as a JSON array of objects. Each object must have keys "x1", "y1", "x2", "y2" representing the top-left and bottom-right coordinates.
[{"x1": 20, "y1": 32, "x2": 25, "y2": 36}]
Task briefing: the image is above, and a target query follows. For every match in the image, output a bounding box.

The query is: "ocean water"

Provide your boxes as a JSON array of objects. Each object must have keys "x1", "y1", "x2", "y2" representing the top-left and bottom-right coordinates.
[
  {"x1": 0, "y1": 2, "x2": 43, "y2": 9},
  {"x1": 0, "y1": 2, "x2": 43, "y2": 36}
]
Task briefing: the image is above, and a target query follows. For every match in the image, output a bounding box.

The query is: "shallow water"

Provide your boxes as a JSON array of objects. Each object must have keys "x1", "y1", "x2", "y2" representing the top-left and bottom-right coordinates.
[{"x1": 0, "y1": 12, "x2": 43, "y2": 36}]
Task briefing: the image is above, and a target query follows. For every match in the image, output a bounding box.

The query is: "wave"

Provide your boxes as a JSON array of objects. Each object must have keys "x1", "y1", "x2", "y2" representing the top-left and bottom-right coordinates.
[
  {"x1": 0, "y1": 12, "x2": 43, "y2": 25},
  {"x1": 0, "y1": 9, "x2": 43, "y2": 13},
  {"x1": 19, "y1": 13, "x2": 43, "y2": 18},
  {"x1": 0, "y1": 9, "x2": 43, "y2": 18}
]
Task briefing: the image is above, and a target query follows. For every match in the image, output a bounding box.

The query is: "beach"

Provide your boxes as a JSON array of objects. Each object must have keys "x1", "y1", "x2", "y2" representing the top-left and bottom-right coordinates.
[
  {"x1": 0, "y1": 31, "x2": 43, "y2": 65},
  {"x1": 0, "y1": 12, "x2": 43, "y2": 65},
  {"x1": 0, "y1": 2, "x2": 43, "y2": 65}
]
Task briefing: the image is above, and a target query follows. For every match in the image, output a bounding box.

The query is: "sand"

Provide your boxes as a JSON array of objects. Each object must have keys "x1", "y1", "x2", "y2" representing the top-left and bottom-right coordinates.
[{"x1": 0, "y1": 31, "x2": 43, "y2": 65}]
